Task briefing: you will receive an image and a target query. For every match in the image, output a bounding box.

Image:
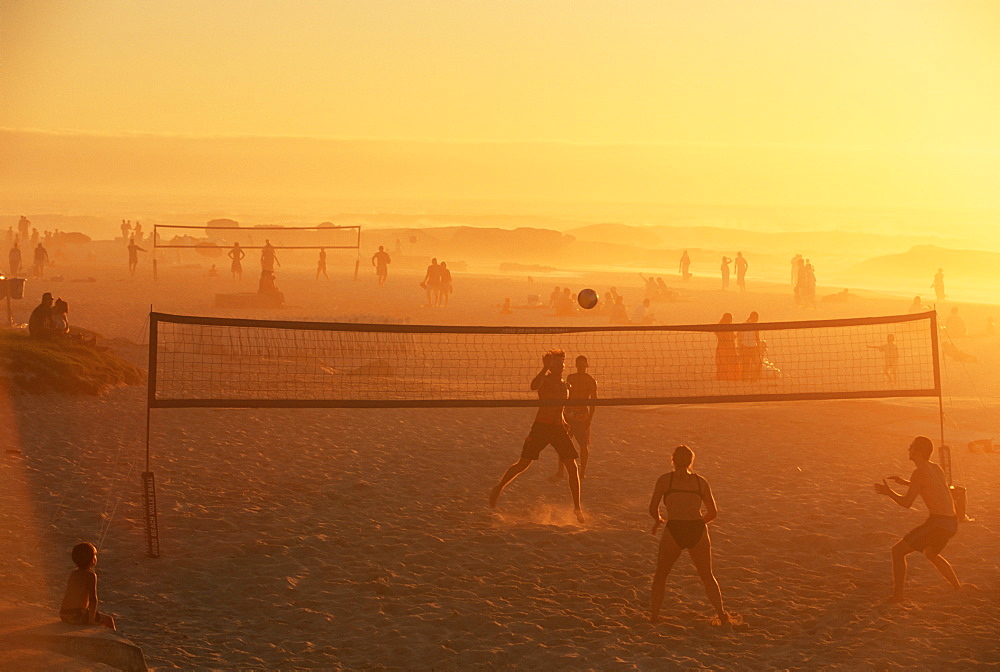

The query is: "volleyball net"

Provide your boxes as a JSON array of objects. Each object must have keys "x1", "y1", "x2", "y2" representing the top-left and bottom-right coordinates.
[
  {"x1": 152, "y1": 224, "x2": 361, "y2": 250},
  {"x1": 147, "y1": 311, "x2": 940, "y2": 408}
]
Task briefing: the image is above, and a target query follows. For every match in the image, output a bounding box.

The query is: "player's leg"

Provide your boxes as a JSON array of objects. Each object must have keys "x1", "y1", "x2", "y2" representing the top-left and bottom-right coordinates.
[
  {"x1": 890, "y1": 539, "x2": 915, "y2": 600},
  {"x1": 490, "y1": 458, "x2": 532, "y2": 507},
  {"x1": 650, "y1": 530, "x2": 683, "y2": 623},
  {"x1": 925, "y1": 549, "x2": 961, "y2": 590},
  {"x1": 688, "y1": 528, "x2": 727, "y2": 622}
]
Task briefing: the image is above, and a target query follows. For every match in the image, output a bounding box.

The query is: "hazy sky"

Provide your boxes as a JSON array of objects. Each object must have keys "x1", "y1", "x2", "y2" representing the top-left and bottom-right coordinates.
[
  {"x1": 3, "y1": 1, "x2": 1000, "y2": 221},
  {"x1": 4, "y1": 0, "x2": 1000, "y2": 148}
]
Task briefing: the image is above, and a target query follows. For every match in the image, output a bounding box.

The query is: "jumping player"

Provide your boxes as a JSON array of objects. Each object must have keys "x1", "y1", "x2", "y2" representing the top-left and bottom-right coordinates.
[{"x1": 490, "y1": 349, "x2": 584, "y2": 523}]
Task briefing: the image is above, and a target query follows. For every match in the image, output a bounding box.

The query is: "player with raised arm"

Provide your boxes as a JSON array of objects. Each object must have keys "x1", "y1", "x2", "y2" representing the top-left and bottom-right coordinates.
[
  {"x1": 551, "y1": 355, "x2": 597, "y2": 481},
  {"x1": 490, "y1": 349, "x2": 584, "y2": 523},
  {"x1": 873, "y1": 435, "x2": 961, "y2": 602}
]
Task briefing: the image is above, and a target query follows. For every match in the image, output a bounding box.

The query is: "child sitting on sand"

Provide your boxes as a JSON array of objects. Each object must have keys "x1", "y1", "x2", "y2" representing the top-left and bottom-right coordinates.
[{"x1": 60, "y1": 542, "x2": 116, "y2": 630}]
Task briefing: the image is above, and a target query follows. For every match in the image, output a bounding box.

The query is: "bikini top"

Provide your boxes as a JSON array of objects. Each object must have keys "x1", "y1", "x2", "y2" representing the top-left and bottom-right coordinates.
[{"x1": 663, "y1": 471, "x2": 704, "y2": 504}]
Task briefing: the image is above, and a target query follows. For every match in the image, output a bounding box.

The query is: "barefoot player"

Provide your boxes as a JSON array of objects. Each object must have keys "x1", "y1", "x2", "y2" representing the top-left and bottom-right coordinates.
[
  {"x1": 551, "y1": 355, "x2": 597, "y2": 481},
  {"x1": 874, "y1": 436, "x2": 961, "y2": 601},
  {"x1": 490, "y1": 349, "x2": 584, "y2": 523}
]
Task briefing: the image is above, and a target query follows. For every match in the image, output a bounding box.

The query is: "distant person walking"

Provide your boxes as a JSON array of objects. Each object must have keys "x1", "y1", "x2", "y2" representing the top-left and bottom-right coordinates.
[
  {"x1": 316, "y1": 248, "x2": 328, "y2": 280},
  {"x1": 648, "y1": 444, "x2": 730, "y2": 625},
  {"x1": 720, "y1": 256, "x2": 732, "y2": 290},
  {"x1": 679, "y1": 250, "x2": 691, "y2": 281},
  {"x1": 735, "y1": 252, "x2": 748, "y2": 292},
  {"x1": 791, "y1": 254, "x2": 802, "y2": 287},
  {"x1": 33, "y1": 242, "x2": 49, "y2": 278},
  {"x1": 873, "y1": 436, "x2": 961, "y2": 602},
  {"x1": 120, "y1": 219, "x2": 131, "y2": 247},
  {"x1": 439, "y1": 261, "x2": 452, "y2": 306},
  {"x1": 127, "y1": 237, "x2": 145, "y2": 277},
  {"x1": 18, "y1": 215, "x2": 30, "y2": 243},
  {"x1": 8, "y1": 241, "x2": 21, "y2": 277},
  {"x1": 421, "y1": 258, "x2": 441, "y2": 307},
  {"x1": 490, "y1": 349, "x2": 585, "y2": 523},
  {"x1": 228, "y1": 242, "x2": 246, "y2": 280},
  {"x1": 372, "y1": 245, "x2": 391, "y2": 287},
  {"x1": 931, "y1": 268, "x2": 946, "y2": 303}
]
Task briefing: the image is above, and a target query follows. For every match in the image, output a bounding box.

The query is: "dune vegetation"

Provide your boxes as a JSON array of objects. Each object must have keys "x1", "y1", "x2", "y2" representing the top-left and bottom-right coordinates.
[{"x1": 0, "y1": 330, "x2": 144, "y2": 395}]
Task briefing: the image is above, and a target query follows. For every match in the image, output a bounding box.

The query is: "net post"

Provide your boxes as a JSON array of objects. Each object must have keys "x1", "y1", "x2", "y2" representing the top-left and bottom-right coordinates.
[{"x1": 143, "y1": 310, "x2": 160, "y2": 558}]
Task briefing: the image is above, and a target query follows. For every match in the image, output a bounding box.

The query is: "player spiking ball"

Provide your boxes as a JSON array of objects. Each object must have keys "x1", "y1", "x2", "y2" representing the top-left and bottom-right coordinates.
[{"x1": 578, "y1": 288, "x2": 599, "y2": 310}]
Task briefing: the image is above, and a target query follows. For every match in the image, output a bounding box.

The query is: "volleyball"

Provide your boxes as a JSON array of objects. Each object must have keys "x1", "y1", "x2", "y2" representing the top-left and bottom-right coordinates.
[{"x1": 578, "y1": 288, "x2": 599, "y2": 310}]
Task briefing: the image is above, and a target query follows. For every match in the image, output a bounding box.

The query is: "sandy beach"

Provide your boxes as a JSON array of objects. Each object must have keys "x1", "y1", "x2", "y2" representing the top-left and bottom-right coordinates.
[{"x1": 2, "y1": 253, "x2": 1000, "y2": 669}]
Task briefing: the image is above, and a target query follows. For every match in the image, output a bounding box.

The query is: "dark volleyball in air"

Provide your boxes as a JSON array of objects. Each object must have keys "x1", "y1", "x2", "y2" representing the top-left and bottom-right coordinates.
[{"x1": 578, "y1": 288, "x2": 599, "y2": 310}]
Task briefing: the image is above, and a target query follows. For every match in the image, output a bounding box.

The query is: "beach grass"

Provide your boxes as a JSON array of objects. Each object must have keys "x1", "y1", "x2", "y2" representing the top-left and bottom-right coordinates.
[{"x1": 0, "y1": 329, "x2": 144, "y2": 395}]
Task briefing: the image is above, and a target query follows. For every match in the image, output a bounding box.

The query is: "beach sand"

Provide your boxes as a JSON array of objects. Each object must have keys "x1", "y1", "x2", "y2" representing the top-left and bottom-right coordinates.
[{"x1": 2, "y1": 254, "x2": 999, "y2": 669}]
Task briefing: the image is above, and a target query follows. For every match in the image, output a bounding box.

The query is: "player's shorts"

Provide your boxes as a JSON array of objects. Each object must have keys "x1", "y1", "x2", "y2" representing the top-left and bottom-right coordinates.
[
  {"x1": 563, "y1": 409, "x2": 592, "y2": 443},
  {"x1": 520, "y1": 422, "x2": 578, "y2": 461},
  {"x1": 903, "y1": 514, "x2": 957, "y2": 554}
]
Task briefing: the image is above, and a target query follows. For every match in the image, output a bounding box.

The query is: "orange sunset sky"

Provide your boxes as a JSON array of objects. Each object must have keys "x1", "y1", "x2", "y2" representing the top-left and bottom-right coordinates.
[{"x1": 2, "y1": 1, "x2": 1000, "y2": 228}]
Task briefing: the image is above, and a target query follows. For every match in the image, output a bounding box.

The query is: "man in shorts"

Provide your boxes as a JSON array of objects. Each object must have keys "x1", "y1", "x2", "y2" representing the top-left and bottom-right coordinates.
[
  {"x1": 874, "y1": 435, "x2": 961, "y2": 601},
  {"x1": 551, "y1": 355, "x2": 597, "y2": 481},
  {"x1": 490, "y1": 349, "x2": 584, "y2": 522}
]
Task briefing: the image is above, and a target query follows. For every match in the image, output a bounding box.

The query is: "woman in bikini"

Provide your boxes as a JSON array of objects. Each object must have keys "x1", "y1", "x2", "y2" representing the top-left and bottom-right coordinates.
[{"x1": 648, "y1": 444, "x2": 730, "y2": 624}]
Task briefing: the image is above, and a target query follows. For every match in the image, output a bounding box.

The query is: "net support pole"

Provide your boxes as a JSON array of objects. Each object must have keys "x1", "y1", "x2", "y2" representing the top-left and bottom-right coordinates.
[
  {"x1": 928, "y1": 310, "x2": 950, "y2": 484},
  {"x1": 142, "y1": 310, "x2": 160, "y2": 558}
]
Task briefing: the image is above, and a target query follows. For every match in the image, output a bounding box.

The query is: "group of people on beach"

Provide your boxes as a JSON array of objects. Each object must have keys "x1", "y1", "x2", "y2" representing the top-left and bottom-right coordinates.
[
  {"x1": 791, "y1": 254, "x2": 818, "y2": 308},
  {"x1": 488, "y1": 348, "x2": 963, "y2": 625},
  {"x1": 719, "y1": 252, "x2": 749, "y2": 291},
  {"x1": 714, "y1": 311, "x2": 767, "y2": 382},
  {"x1": 421, "y1": 258, "x2": 453, "y2": 307}
]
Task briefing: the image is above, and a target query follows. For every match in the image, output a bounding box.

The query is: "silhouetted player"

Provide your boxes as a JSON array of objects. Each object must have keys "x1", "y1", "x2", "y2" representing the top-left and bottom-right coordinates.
[
  {"x1": 490, "y1": 349, "x2": 584, "y2": 523},
  {"x1": 868, "y1": 334, "x2": 898, "y2": 384},
  {"x1": 228, "y1": 242, "x2": 246, "y2": 280},
  {"x1": 316, "y1": 248, "x2": 328, "y2": 280},
  {"x1": 127, "y1": 237, "x2": 145, "y2": 276},
  {"x1": 372, "y1": 245, "x2": 391, "y2": 287},
  {"x1": 551, "y1": 355, "x2": 597, "y2": 481},
  {"x1": 261, "y1": 240, "x2": 280, "y2": 273},
  {"x1": 874, "y1": 436, "x2": 961, "y2": 602},
  {"x1": 679, "y1": 250, "x2": 691, "y2": 281},
  {"x1": 720, "y1": 256, "x2": 731, "y2": 289},
  {"x1": 648, "y1": 444, "x2": 730, "y2": 624}
]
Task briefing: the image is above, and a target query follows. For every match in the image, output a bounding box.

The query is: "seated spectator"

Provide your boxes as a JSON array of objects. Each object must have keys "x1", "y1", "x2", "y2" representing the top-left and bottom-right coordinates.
[
  {"x1": 908, "y1": 295, "x2": 929, "y2": 313},
  {"x1": 51, "y1": 298, "x2": 70, "y2": 335},
  {"x1": 28, "y1": 292, "x2": 55, "y2": 337},
  {"x1": 945, "y1": 306, "x2": 967, "y2": 337},
  {"x1": 258, "y1": 270, "x2": 285, "y2": 307},
  {"x1": 630, "y1": 297, "x2": 655, "y2": 324}
]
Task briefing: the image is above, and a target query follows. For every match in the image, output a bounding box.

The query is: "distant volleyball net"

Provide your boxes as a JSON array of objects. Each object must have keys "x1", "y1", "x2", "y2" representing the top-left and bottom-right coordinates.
[{"x1": 148, "y1": 311, "x2": 940, "y2": 408}]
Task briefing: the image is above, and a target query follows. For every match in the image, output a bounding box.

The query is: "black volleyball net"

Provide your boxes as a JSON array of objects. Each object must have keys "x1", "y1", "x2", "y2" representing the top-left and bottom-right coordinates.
[{"x1": 147, "y1": 311, "x2": 940, "y2": 408}]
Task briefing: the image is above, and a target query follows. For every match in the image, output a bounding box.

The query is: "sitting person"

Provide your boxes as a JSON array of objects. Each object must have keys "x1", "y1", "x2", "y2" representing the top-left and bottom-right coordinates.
[
  {"x1": 60, "y1": 542, "x2": 116, "y2": 630},
  {"x1": 28, "y1": 292, "x2": 56, "y2": 337},
  {"x1": 630, "y1": 297, "x2": 655, "y2": 324},
  {"x1": 50, "y1": 297, "x2": 70, "y2": 335},
  {"x1": 945, "y1": 307, "x2": 967, "y2": 337},
  {"x1": 257, "y1": 270, "x2": 285, "y2": 307}
]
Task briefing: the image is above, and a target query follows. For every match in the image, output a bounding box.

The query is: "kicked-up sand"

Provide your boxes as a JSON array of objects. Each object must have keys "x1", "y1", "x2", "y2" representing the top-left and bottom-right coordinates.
[{"x1": 2, "y1": 254, "x2": 999, "y2": 669}]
